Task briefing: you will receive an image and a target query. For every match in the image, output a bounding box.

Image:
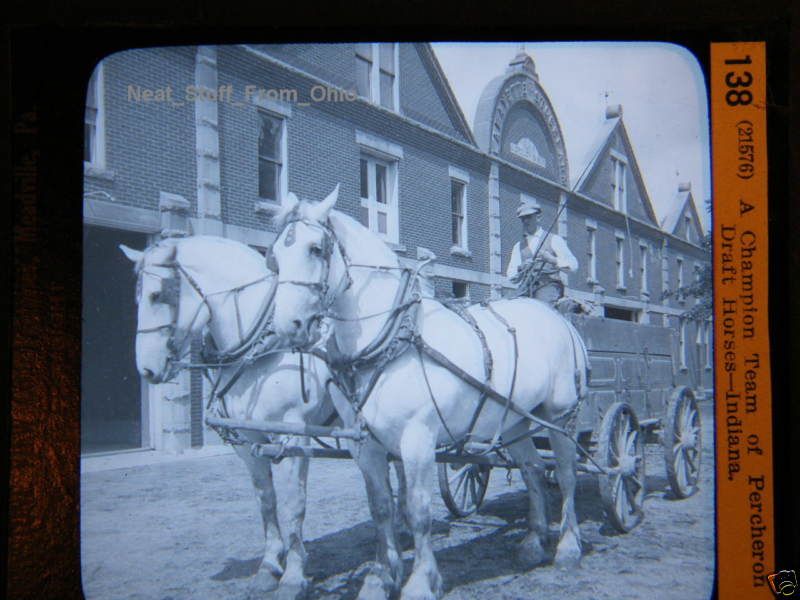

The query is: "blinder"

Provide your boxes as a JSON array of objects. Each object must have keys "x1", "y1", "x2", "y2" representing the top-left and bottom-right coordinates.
[
  {"x1": 153, "y1": 275, "x2": 181, "y2": 307},
  {"x1": 273, "y1": 216, "x2": 351, "y2": 325}
]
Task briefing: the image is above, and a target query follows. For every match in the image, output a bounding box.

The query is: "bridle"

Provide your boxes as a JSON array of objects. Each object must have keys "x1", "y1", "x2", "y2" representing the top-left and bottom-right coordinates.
[
  {"x1": 135, "y1": 246, "x2": 212, "y2": 381},
  {"x1": 136, "y1": 243, "x2": 270, "y2": 382},
  {"x1": 273, "y1": 216, "x2": 352, "y2": 328}
]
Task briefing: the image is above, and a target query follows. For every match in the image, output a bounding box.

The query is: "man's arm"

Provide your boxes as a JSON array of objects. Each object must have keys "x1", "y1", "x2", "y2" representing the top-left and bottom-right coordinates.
[
  {"x1": 506, "y1": 243, "x2": 521, "y2": 279},
  {"x1": 550, "y1": 235, "x2": 578, "y2": 272}
]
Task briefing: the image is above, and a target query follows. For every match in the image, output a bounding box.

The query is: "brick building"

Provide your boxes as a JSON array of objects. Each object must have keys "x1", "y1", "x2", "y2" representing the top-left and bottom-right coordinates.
[{"x1": 82, "y1": 43, "x2": 710, "y2": 455}]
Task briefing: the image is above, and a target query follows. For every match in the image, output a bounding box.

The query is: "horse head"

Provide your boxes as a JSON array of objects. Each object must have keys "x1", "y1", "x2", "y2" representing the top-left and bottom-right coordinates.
[
  {"x1": 270, "y1": 185, "x2": 350, "y2": 348},
  {"x1": 120, "y1": 239, "x2": 211, "y2": 384}
]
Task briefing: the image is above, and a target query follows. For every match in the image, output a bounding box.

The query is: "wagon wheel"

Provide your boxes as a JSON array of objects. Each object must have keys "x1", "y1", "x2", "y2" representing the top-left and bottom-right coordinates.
[
  {"x1": 437, "y1": 462, "x2": 491, "y2": 518},
  {"x1": 597, "y1": 402, "x2": 646, "y2": 533},
  {"x1": 662, "y1": 387, "x2": 702, "y2": 499}
]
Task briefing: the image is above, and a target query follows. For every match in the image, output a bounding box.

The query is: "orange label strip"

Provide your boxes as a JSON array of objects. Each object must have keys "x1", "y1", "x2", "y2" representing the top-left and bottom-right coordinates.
[{"x1": 711, "y1": 42, "x2": 774, "y2": 599}]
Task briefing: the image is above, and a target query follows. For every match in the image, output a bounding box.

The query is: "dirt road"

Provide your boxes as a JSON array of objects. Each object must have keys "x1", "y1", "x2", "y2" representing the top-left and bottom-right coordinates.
[{"x1": 81, "y1": 404, "x2": 714, "y2": 599}]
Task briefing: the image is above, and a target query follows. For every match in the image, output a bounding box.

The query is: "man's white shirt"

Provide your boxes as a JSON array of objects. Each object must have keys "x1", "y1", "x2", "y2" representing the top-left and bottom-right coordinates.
[{"x1": 505, "y1": 228, "x2": 578, "y2": 280}]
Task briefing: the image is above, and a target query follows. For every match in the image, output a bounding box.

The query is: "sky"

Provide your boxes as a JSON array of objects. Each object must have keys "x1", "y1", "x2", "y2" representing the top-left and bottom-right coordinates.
[{"x1": 431, "y1": 42, "x2": 711, "y2": 231}]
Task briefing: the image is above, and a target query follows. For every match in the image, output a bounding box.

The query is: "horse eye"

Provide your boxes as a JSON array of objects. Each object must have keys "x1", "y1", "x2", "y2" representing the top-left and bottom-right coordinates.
[
  {"x1": 149, "y1": 291, "x2": 161, "y2": 303},
  {"x1": 310, "y1": 244, "x2": 323, "y2": 257}
]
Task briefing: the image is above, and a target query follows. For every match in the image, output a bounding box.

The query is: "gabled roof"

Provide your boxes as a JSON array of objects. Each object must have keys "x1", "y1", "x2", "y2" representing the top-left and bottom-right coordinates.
[
  {"x1": 571, "y1": 111, "x2": 659, "y2": 227},
  {"x1": 661, "y1": 186, "x2": 705, "y2": 243},
  {"x1": 571, "y1": 117, "x2": 619, "y2": 190},
  {"x1": 417, "y1": 44, "x2": 477, "y2": 147}
]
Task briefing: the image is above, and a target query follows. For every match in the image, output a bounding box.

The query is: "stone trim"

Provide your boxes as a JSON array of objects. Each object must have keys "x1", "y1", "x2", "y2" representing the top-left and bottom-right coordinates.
[
  {"x1": 251, "y1": 93, "x2": 293, "y2": 118},
  {"x1": 83, "y1": 196, "x2": 160, "y2": 233},
  {"x1": 355, "y1": 129, "x2": 404, "y2": 160},
  {"x1": 194, "y1": 46, "x2": 222, "y2": 220},
  {"x1": 84, "y1": 163, "x2": 115, "y2": 181},
  {"x1": 609, "y1": 148, "x2": 628, "y2": 163},
  {"x1": 448, "y1": 165, "x2": 470, "y2": 183}
]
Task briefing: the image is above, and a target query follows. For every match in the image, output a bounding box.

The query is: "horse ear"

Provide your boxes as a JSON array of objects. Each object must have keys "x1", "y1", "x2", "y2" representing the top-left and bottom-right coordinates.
[
  {"x1": 310, "y1": 183, "x2": 339, "y2": 221},
  {"x1": 119, "y1": 244, "x2": 143, "y2": 263}
]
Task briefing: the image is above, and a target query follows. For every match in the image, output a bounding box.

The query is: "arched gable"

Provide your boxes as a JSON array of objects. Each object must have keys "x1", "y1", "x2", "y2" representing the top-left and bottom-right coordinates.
[{"x1": 474, "y1": 53, "x2": 569, "y2": 186}]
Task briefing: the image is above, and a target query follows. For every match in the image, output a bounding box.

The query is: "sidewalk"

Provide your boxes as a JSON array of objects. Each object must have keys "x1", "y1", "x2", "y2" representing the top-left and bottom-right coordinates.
[{"x1": 80, "y1": 443, "x2": 235, "y2": 474}]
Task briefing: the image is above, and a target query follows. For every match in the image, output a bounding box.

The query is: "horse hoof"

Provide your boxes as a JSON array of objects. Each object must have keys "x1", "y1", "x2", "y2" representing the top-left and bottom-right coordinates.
[
  {"x1": 554, "y1": 530, "x2": 582, "y2": 569},
  {"x1": 516, "y1": 535, "x2": 547, "y2": 569},
  {"x1": 275, "y1": 580, "x2": 309, "y2": 600},
  {"x1": 357, "y1": 573, "x2": 390, "y2": 600},
  {"x1": 251, "y1": 567, "x2": 281, "y2": 593},
  {"x1": 399, "y1": 573, "x2": 443, "y2": 600},
  {"x1": 399, "y1": 590, "x2": 440, "y2": 600},
  {"x1": 553, "y1": 546, "x2": 581, "y2": 570}
]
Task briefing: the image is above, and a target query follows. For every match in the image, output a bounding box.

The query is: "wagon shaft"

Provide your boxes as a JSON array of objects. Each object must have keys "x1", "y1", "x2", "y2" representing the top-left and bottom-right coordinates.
[{"x1": 205, "y1": 416, "x2": 367, "y2": 441}]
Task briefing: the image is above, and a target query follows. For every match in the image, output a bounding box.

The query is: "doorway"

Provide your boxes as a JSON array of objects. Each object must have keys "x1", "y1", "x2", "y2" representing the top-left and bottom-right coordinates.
[{"x1": 82, "y1": 226, "x2": 149, "y2": 454}]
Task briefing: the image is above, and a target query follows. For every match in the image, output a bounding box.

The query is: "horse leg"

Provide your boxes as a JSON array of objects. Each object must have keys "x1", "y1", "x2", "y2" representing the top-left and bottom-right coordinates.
[
  {"x1": 399, "y1": 421, "x2": 442, "y2": 600},
  {"x1": 392, "y1": 461, "x2": 410, "y2": 534},
  {"x1": 503, "y1": 423, "x2": 549, "y2": 569},
  {"x1": 272, "y1": 449, "x2": 311, "y2": 600},
  {"x1": 548, "y1": 428, "x2": 582, "y2": 568},
  {"x1": 233, "y1": 446, "x2": 284, "y2": 592},
  {"x1": 353, "y1": 436, "x2": 404, "y2": 600}
]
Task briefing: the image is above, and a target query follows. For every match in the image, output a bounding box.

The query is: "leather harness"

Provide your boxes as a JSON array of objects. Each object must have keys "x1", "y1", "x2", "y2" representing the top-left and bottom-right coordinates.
[
  {"x1": 135, "y1": 241, "x2": 330, "y2": 447},
  {"x1": 282, "y1": 222, "x2": 598, "y2": 466}
]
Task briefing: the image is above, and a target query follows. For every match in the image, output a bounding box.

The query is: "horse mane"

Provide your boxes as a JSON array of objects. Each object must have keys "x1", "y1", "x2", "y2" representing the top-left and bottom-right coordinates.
[
  {"x1": 327, "y1": 210, "x2": 399, "y2": 269},
  {"x1": 273, "y1": 196, "x2": 399, "y2": 269},
  {"x1": 136, "y1": 236, "x2": 269, "y2": 288},
  {"x1": 178, "y1": 236, "x2": 268, "y2": 276}
]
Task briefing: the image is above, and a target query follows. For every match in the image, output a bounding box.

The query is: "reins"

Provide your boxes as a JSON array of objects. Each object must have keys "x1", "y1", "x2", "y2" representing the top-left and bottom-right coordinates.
[
  {"x1": 277, "y1": 217, "x2": 603, "y2": 470},
  {"x1": 136, "y1": 243, "x2": 283, "y2": 394}
]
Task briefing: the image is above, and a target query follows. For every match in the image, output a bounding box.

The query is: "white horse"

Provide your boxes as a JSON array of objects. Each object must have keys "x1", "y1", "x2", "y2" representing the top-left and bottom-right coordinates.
[
  {"x1": 268, "y1": 186, "x2": 590, "y2": 600},
  {"x1": 121, "y1": 235, "x2": 333, "y2": 600}
]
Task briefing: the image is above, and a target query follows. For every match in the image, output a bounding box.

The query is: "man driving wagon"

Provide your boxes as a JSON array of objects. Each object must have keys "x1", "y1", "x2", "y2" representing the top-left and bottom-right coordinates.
[{"x1": 506, "y1": 197, "x2": 578, "y2": 304}]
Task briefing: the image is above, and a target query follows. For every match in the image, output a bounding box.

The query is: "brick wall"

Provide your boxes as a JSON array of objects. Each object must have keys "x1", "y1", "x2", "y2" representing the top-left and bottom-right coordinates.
[
  {"x1": 400, "y1": 44, "x2": 470, "y2": 143},
  {"x1": 93, "y1": 47, "x2": 197, "y2": 213},
  {"x1": 216, "y1": 46, "x2": 489, "y2": 271},
  {"x1": 253, "y1": 43, "x2": 356, "y2": 91}
]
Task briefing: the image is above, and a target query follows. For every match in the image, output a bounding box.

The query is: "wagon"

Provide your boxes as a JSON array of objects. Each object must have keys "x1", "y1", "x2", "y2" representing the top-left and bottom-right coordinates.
[
  {"x1": 436, "y1": 314, "x2": 703, "y2": 532},
  {"x1": 206, "y1": 313, "x2": 702, "y2": 534}
]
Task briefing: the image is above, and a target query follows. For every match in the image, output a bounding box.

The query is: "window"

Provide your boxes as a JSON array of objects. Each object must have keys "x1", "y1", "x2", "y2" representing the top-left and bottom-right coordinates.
[
  {"x1": 378, "y1": 43, "x2": 396, "y2": 110},
  {"x1": 615, "y1": 235, "x2": 625, "y2": 289},
  {"x1": 604, "y1": 306, "x2": 638, "y2": 322},
  {"x1": 704, "y1": 321, "x2": 712, "y2": 368},
  {"x1": 355, "y1": 43, "x2": 397, "y2": 110},
  {"x1": 355, "y1": 43, "x2": 373, "y2": 99},
  {"x1": 450, "y1": 179, "x2": 467, "y2": 249},
  {"x1": 611, "y1": 155, "x2": 627, "y2": 212},
  {"x1": 586, "y1": 224, "x2": 597, "y2": 283},
  {"x1": 639, "y1": 243, "x2": 649, "y2": 295},
  {"x1": 258, "y1": 112, "x2": 284, "y2": 202},
  {"x1": 85, "y1": 64, "x2": 105, "y2": 168},
  {"x1": 676, "y1": 257, "x2": 684, "y2": 302},
  {"x1": 452, "y1": 280, "x2": 468, "y2": 300},
  {"x1": 695, "y1": 322, "x2": 705, "y2": 371},
  {"x1": 685, "y1": 215, "x2": 693, "y2": 243},
  {"x1": 359, "y1": 154, "x2": 398, "y2": 242},
  {"x1": 679, "y1": 319, "x2": 688, "y2": 369}
]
